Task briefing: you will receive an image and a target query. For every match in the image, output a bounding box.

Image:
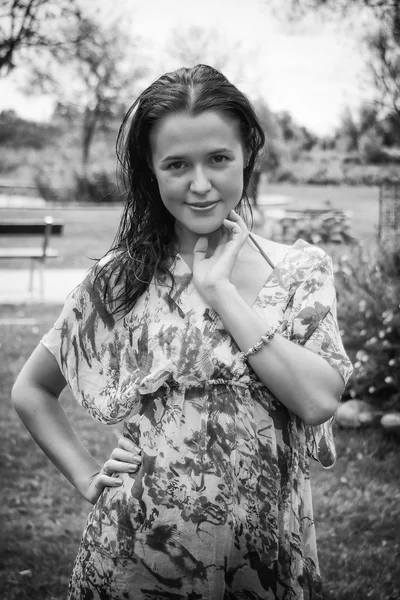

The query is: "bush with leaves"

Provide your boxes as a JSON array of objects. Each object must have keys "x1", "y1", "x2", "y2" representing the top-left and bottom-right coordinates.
[
  {"x1": 278, "y1": 211, "x2": 357, "y2": 245},
  {"x1": 34, "y1": 169, "x2": 123, "y2": 204},
  {"x1": 0, "y1": 110, "x2": 57, "y2": 149},
  {"x1": 334, "y1": 243, "x2": 400, "y2": 411},
  {"x1": 358, "y1": 128, "x2": 387, "y2": 164},
  {"x1": 74, "y1": 172, "x2": 123, "y2": 204}
]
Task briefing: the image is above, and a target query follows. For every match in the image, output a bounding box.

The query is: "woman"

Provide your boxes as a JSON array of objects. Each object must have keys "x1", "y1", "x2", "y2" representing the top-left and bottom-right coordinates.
[{"x1": 12, "y1": 64, "x2": 353, "y2": 599}]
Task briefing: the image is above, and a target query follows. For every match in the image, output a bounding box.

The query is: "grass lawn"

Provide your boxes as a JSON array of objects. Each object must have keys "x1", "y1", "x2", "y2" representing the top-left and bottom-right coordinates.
[
  {"x1": 0, "y1": 184, "x2": 381, "y2": 270},
  {"x1": 0, "y1": 206, "x2": 123, "y2": 270},
  {"x1": 265, "y1": 184, "x2": 380, "y2": 246},
  {"x1": 1, "y1": 304, "x2": 399, "y2": 600}
]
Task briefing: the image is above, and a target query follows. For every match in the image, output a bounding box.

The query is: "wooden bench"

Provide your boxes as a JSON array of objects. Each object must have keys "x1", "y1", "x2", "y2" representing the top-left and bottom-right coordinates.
[{"x1": 0, "y1": 216, "x2": 64, "y2": 298}]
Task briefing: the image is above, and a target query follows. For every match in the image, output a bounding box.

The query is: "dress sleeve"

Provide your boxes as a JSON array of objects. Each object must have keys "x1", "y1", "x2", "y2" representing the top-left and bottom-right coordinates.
[
  {"x1": 40, "y1": 260, "x2": 140, "y2": 424},
  {"x1": 281, "y1": 249, "x2": 353, "y2": 468},
  {"x1": 40, "y1": 268, "x2": 92, "y2": 379}
]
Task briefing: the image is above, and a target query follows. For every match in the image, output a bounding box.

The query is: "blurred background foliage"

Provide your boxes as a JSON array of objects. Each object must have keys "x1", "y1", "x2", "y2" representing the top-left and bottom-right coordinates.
[
  {"x1": 1, "y1": 0, "x2": 400, "y2": 199},
  {"x1": 334, "y1": 242, "x2": 400, "y2": 412},
  {"x1": 2, "y1": 94, "x2": 400, "y2": 201},
  {"x1": 0, "y1": 0, "x2": 400, "y2": 413}
]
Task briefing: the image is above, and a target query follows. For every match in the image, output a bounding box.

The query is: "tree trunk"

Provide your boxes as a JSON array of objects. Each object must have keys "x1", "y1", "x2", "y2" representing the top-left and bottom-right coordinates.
[{"x1": 82, "y1": 106, "x2": 99, "y2": 173}]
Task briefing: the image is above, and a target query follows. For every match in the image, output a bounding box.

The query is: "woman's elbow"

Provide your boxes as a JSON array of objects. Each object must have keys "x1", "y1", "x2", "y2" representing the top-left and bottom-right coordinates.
[
  {"x1": 303, "y1": 372, "x2": 343, "y2": 426},
  {"x1": 303, "y1": 395, "x2": 338, "y2": 426},
  {"x1": 11, "y1": 376, "x2": 40, "y2": 417},
  {"x1": 11, "y1": 379, "x2": 29, "y2": 415}
]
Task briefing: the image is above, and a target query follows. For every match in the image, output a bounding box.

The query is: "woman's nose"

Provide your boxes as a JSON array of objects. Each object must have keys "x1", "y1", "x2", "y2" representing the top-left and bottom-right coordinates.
[{"x1": 189, "y1": 167, "x2": 212, "y2": 194}]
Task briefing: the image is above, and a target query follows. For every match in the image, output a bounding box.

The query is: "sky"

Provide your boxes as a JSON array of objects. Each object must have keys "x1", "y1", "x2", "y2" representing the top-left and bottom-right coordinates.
[{"x1": 0, "y1": 0, "x2": 371, "y2": 136}]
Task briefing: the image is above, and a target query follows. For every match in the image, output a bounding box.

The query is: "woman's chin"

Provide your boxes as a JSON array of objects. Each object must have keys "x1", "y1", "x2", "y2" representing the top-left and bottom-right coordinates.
[
  {"x1": 190, "y1": 221, "x2": 224, "y2": 236},
  {"x1": 174, "y1": 216, "x2": 225, "y2": 242}
]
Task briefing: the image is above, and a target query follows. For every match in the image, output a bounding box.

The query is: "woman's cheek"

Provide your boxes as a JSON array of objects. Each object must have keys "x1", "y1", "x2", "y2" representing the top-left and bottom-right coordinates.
[
  {"x1": 160, "y1": 176, "x2": 184, "y2": 197},
  {"x1": 157, "y1": 177, "x2": 174, "y2": 201},
  {"x1": 224, "y1": 171, "x2": 244, "y2": 200}
]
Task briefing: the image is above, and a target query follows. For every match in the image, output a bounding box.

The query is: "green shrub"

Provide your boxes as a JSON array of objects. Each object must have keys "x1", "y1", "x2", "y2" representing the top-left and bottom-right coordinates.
[
  {"x1": 0, "y1": 110, "x2": 57, "y2": 149},
  {"x1": 74, "y1": 171, "x2": 124, "y2": 203},
  {"x1": 0, "y1": 147, "x2": 22, "y2": 174},
  {"x1": 334, "y1": 243, "x2": 400, "y2": 410},
  {"x1": 34, "y1": 168, "x2": 124, "y2": 204},
  {"x1": 358, "y1": 129, "x2": 386, "y2": 164},
  {"x1": 273, "y1": 167, "x2": 298, "y2": 184},
  {"x1": 279, "y1": 211, "x2": 357, "y2": 245}
]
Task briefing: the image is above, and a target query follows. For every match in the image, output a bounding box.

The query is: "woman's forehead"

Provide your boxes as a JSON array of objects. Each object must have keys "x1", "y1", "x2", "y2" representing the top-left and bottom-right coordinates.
[{"x1": 150, "y1": 111, "x2": 242, "y2": 157}]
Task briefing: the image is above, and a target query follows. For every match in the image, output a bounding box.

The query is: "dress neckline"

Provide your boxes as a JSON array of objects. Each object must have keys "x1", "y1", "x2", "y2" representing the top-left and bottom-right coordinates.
[{"x1": 175, "y1": 238, "x2": 306, "y2": 310}]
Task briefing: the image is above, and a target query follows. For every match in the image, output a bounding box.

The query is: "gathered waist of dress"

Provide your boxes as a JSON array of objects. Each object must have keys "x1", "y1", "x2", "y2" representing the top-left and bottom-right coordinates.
[
  {"x1": 136, "y1": 372, "x2": 268, "y2": 400},
  {"x1": 159, "y1": 377, "x2": 266, "y2": 393}
]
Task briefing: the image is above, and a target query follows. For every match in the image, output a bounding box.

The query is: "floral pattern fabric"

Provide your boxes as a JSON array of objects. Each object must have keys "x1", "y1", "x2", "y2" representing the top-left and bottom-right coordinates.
[{"x1": 41, "y1": 239, "x2": 353, "y2": 600}]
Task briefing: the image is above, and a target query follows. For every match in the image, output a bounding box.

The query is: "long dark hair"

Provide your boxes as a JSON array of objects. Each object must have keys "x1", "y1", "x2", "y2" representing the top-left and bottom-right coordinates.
[{"x1": 96, "y1": 64, "x2": 265, "y2": 317}]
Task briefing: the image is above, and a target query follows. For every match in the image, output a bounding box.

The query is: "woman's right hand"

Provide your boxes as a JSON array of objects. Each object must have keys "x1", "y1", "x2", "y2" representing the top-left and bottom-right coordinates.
[{"x1": 79, "y1": 436, "x2": 142, "y2": 505}]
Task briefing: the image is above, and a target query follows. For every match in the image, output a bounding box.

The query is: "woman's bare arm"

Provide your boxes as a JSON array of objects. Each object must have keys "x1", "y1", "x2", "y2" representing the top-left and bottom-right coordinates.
[
  {"x1": 211, "y1": 286, "x2": 343, "y2": 426},
  {"x1": 12, "y1": 344, "x2": 141, "y2": 504},
  {"x1": 193, "y1": 211, "x2": 344, "y2": 426}
]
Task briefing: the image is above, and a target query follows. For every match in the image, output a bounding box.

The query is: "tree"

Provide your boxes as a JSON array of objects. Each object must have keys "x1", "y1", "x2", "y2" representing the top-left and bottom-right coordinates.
[
  {"x1": 254, "y1": 101, "x2": 286, "y2": 171},
  {"x1": 0, "y1": 0, "x2": 81, "y2": 77},
  {"x1": 286, "y1": 0, "x2": 399, "y2": 41},
  {"x1": 335, "y1": 107, "x2": 359, "y2": 152},
  {"x1": 163, "y1": 25, "x2": 260, "y2": 90},
  {"x1": 366, "y1": 25, "x2": 400, "y2": 123},
  {"x1": 358, "y1": 103, "x2": 380, "y2": 135},
  {"x1": 24, "y1": 14, "x2": 145, "y2": 172},
  {"x1": 282, "y1": 0, "x2": 400, "y2": 128},
  {"x1": 250, "y1": 100, "x2": 289, "y2": 201},
  {"x1": 276, "y1": 111, "x2": 318, "y2": 151}
]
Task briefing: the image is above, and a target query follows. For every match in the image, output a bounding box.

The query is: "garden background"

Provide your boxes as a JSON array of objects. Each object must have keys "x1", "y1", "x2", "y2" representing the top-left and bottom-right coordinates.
[{"x1": 1, "y1": 1, "x2": 400, "y2": 599}]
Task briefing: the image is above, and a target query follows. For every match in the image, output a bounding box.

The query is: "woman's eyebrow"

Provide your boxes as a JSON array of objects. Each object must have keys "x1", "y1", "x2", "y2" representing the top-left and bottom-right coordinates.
[
  {"x1": 160, "y1": 148, "x2": 234, "y2": 163},
  {"x1": 210, "y1": 147, "x2": 234, "y2": 155},
  {"x1": 160, "y1": 154, "x2": 185, "y2": 163}
]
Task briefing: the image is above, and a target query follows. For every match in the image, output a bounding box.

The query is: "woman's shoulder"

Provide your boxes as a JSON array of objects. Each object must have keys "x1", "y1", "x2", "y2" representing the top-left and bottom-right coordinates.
[
  {"x1": 248, "y1": 233, "x2": 291, "y2": 266},
  {"x1": 249, "y1": 234, "x2": 329, "y2": 269},
  {"x1": 67, "y1": 250, "x2": 125, "y2": 307},
  {"x1": 95, "y1": 249, "x2": 124, "y2": 271}
]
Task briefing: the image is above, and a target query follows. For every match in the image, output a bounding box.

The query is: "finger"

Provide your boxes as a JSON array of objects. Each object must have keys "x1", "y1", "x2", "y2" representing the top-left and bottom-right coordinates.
[
  {"x1": 228, "y1": 210, "x2": 248, "y2": 233},
  {"x1": 103, "y1": 456, "x2": 140, "y2": 474},
  {"x1": 193, "y1": 236, "x2": 208, "y2": 260},
  {"x1": 118, "y1": 437, "x2": 142, "y2": 455},
  {"x1": 104, "y1": 458, "x2": 140, "y2": 473},
  {"x1": 228, "y1": 209, "x2": 240, "y2": 221},
  {"x1": 222, "y1": 219, "x2": 249, "y2": 249},
  {"x1": 110, "y1": 447, "x2": 142, "y2": 465},
  {"x1": 96, "y1": 473, "x2": 123, "y2": 489},
  {"x1": 96, "y1": 466, "x2": 122, "y2": 489},
  {"x1": 222, "y1": 218, "x2": 240, "y2": 230},
  {"x1": 222, "y1": 218, "x2": 245, "y2": 237}
]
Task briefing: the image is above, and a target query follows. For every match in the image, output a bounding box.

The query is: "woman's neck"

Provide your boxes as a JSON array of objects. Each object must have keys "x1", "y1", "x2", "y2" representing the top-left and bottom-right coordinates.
[{"x1": 176, "y1": 225, "x2": 223, "y2": 256}]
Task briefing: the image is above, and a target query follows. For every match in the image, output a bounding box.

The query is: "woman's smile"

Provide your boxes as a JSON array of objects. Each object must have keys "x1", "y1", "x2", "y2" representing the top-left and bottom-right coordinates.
[{"x1": 185, "y1": 200, "x2": 221, "y2": 211}]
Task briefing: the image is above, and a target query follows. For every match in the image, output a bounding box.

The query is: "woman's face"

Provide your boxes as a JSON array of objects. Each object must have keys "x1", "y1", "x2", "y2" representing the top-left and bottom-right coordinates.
[{"x1": 150, "y1": 110, "x2": 247, "y2": 250}]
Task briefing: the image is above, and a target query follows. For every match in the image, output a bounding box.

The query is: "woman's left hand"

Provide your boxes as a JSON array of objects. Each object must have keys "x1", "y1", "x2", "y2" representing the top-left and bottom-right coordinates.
[
  {"x1": 192, "y1": 210, "x2": 248, "y2": 306},
  {"x1": 77, "y1": 437, "x2": 142, "y2": 505}
]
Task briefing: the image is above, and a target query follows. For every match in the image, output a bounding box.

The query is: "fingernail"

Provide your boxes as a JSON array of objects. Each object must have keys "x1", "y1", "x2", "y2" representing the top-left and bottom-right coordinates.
[{"x1": 128, "y1": 465, "x2": 138, "y2": 471}]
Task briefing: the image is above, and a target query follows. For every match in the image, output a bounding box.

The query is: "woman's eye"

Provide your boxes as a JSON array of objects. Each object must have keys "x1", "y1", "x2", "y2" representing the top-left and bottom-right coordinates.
[
  {"x1": 211, "y1": 155, "x2": 228, "y2": 164},
  {"x1": 168, "y1": 161, "x2": 186, "y2": 170}
]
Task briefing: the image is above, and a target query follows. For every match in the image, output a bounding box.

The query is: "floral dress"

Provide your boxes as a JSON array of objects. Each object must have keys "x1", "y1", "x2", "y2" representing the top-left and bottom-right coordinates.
[{"x1": 41, "y1": 239, "x2": 353, "y2": 600}]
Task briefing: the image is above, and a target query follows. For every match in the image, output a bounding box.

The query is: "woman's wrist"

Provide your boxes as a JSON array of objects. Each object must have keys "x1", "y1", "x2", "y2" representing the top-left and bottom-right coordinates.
[
  {"x1": 73, "y1": 461, "x2": 102, "y2": 497},
  {"x1": 204, "y1": 282, "x2": 237, "y2": 311}
]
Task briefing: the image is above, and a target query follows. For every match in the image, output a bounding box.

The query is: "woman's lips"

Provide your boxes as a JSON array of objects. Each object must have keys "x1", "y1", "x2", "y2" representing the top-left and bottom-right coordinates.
[{"x1": 186, "y1": 201, "x2": 220, "y2": 212}]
